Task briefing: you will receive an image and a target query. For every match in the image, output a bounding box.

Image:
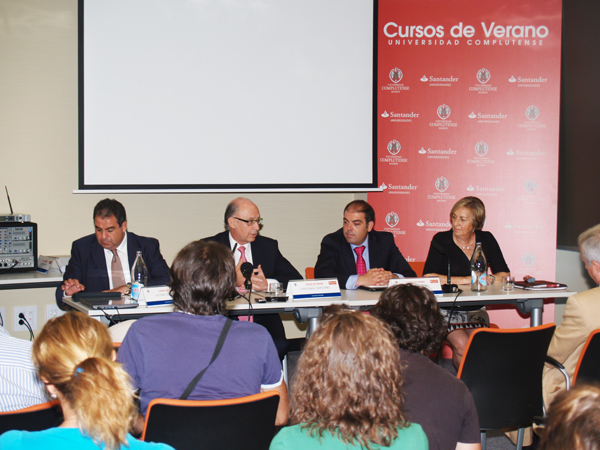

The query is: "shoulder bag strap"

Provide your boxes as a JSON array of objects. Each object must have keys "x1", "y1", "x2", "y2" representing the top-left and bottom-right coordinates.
[{"x1": 180, "y1": 317, "x2": 233, "y2": 400}]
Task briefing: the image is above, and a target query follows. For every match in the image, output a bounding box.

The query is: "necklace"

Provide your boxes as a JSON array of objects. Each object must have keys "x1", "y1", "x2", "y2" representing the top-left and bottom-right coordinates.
[{"x1": 455, "y1": 235, "x2": 474, "y2": 250}]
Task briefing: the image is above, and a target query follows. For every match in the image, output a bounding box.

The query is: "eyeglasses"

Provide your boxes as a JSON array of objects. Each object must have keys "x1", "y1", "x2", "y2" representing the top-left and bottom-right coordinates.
[{"x1": 234, "y1": 217, "x2": 263, "y2": 226}]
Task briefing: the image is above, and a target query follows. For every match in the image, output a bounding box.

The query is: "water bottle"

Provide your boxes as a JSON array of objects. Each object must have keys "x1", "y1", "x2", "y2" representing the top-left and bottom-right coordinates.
[
  {"x1": 131, "y1": 251, "x2": 148, "y2": 300},
  {"x1": 470, "y1": 243, "x2": 488, "y2": 292}
]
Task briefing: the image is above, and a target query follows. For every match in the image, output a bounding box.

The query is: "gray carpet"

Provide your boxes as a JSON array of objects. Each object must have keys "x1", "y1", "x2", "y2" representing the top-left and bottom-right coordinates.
[{"x1": 285, "y1": 348, "x2": 518, "y2": 450}]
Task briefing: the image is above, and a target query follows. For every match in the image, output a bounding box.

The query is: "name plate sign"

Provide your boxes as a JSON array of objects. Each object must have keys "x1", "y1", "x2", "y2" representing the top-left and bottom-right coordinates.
[
  {"x1": 286, "y1": 278, "x2": 341, "y2": 300},
  {"x1": 388, "y1": 277, "x2": 443, "y2": 295},
  {"x1": 140, "y1": 285, "x2": 173, "y2": 307}
]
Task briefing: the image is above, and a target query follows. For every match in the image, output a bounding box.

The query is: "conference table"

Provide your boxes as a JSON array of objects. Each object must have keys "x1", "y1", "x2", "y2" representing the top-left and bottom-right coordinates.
[{"x1": 63, "y1": 283, "x2": 575, "y2": 336}]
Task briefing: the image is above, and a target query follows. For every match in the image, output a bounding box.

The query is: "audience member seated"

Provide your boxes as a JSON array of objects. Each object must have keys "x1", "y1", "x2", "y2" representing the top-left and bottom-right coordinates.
[
  {"x1": 0, "y1": 312, "x2": 173, "y2": 450},
  {"x1": 543, "y1": 223, "x2": 600, "y2": 407},
  {"x1": 117, "y1": 240, "x2": 289, "y2": 432},
  {"x1": 372, "y1": 284, "x2": 481, "y2": 450},
  {"x1": 423, "y1": 196, "x2": 510, "y2": 369},
  {"x1": 538, "y1": 384, "x2": 600, "y2": 450},
  {"x1": 0, "y1": 324, "x2": 48, "y2": 412},
  {"x1": 270, "y1": 306, "x2": 428, "y2": 450}
]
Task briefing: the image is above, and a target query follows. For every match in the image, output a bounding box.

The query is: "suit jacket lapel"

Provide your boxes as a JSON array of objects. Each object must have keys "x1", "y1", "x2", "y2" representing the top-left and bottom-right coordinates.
[
  {"x1": 367, "y1": 232, "x2": 381, "y2": 268},
  {"x1": 127, "y1": 232, "x2": 138, "y2": 272},
  {"x1": 250, "y1": 237, "x2": 264, "y2": 268},
  {"x1": 91, "y1": 240, "x2": 110, "y2": 288},
  {"x1": 342, "y1": 237, "x2": 357, "y2": 275}
]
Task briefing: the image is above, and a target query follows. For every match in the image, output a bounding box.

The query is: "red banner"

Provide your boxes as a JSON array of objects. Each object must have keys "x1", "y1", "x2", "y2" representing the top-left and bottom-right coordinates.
[{"x1": 369, "y1": 0, "x2": 563, "y2": 326}]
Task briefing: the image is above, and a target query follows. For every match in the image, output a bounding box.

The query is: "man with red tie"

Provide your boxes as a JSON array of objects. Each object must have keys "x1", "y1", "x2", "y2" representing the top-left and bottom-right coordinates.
[
  {"x1": 203, "y1": 197, "x2": 302, "y2": 360},
  {"x1": 314, "y1": 200, "x2": 415, "y2": 288}
]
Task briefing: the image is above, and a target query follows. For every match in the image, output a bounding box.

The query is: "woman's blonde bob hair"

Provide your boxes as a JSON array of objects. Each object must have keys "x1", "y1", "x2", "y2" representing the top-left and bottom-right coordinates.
[
  {"x1": 32, "y1": 312, "x2": 137, "y2": 450},
  {"x1": 290, "y1": 306, "x2": 408, "y2": 449},
  {"x1": 450, "y1": 196, "x2": 486, "y2": 231}
]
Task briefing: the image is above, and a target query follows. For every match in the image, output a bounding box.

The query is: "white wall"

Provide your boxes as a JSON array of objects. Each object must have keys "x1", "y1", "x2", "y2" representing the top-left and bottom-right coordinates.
[{"x1": 0, "y1": 1, "x2": 354, "y2": 339}]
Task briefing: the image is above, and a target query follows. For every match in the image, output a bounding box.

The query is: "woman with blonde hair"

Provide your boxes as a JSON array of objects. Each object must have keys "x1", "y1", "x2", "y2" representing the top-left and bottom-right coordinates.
[
  {"x1": 0, "y1": 312, "x2": 173, "y2": 450},
  {"x1": 270, "y1": 307, "x2": 428, "y2": 450},
  {"x1": 423, "y1": 196, "x2": 510, "y2": 369}
]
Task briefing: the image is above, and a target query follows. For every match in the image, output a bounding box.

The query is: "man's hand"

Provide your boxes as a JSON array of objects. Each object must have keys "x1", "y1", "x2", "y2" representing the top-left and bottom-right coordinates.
[
  {"x1": 250, "y1": 265, "x2": 269, "y2": 291},
  {"x1": 105, "y1": 285, "x2": 129, "y2": 294},
  {"x1": 234, "y1": 258, "x2": 246, "y2": 287},
  {"x1": 234, "y1": 260, "x2": 268, "y2": 291},
  {"x1": 356, "y1": 268, "x2": 394, "y2": 287},
  {"x1": 62, "y1": 278, "x2": 85, "y2": 296}
]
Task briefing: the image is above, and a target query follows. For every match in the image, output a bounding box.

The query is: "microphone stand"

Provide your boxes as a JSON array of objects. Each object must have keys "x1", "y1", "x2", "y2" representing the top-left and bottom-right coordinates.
[
  {"x1": 431, "y1": 241, "x2": 457, "y2": 293},
  {"x1": 240, "y1": 262, "x2": 254, "y2": 321},
  {"x1": 429, "y1": 241, "x2": 462, "y2": 333}
]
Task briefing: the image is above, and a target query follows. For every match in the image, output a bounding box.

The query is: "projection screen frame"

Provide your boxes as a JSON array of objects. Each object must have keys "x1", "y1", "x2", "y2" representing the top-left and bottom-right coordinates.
[{"x1": 77, "y1": 0, "x2": 379, "y2": 193}]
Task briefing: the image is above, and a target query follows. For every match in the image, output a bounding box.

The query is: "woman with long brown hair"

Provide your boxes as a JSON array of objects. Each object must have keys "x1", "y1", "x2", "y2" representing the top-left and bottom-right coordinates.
[
  {"x1": 270, "y1": 307, "x2": 428, "y2": 450},
  {"x1": 0, "y1": 312, "x2": 172, "y2": 450}
]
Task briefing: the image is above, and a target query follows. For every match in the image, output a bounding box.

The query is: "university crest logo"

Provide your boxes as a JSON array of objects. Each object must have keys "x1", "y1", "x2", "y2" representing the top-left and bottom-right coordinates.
[
  {"x1": 475, "y1": 141, "x2": 489, "y2": 157},
  {"x1": 437, "y1": 104, "x2": 451, "y2": 120},
  {"x1": 435, "y1": 176, "x2": 449, "y2": 192},
  {"x1": 526, "y1": 105, "x2": 540, "y2": 121},
  {"x1": 389, "y1": 68, "x2": 403, "y2": 83},
  {"x1": 524, "y1": 179, "x2": 538, "y2": 194},
  {"x1": 386, "y1": 212, "x2": 399, "y2": 228},
  {"x1": 477, "y1": 68, "x2": 491, "y2": 84},
  {"x1": 387, "y1": 140, "x2": 401, "y2": 155},
  {"x1": 522, "y1": 253, "x2": 536, "y2": 267}
]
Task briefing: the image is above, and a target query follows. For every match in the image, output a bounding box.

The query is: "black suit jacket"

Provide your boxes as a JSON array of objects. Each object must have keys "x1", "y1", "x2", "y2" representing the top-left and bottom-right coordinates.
[
  {"x1": 314, "y1": 228, "x2": 416, "y2": 288},
  {"x1": 204, "y1": 231, "x2": 302, "y2": 288},
  {"x1": 55, "y1": 232, "x2": 170, "y2": 306}
]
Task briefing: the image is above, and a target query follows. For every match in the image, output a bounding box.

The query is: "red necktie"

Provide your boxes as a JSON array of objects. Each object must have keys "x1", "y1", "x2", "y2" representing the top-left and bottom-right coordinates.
[
  {"x1": 355, "y1": 246, "x2": 367, "y2": 276},
  {"x1": 236, "y1": 245, "x2": 252, "y2": 322},
  {"x1": 238, "y1": 246, "x2": 247, "y2": 263}
]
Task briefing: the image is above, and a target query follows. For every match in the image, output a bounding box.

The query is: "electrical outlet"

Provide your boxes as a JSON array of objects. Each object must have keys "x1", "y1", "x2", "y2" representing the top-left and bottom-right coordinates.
[
  {"x1": 0, "y1": 307, "x2": 6, "y2": 328},
  {"x1": 46, "y1": 304, "x2": 64, "y2": 321},
  {"x1": 14, "y1": 306, "x2": 37, "y2": 333}
]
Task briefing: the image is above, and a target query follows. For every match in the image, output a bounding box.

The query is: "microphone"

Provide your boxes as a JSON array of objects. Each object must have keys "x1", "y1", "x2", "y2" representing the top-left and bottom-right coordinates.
[
  {"x1": 241, "y1": 262, "x2": 254, "y2": 291},
  {"x1": 431, "y1": 241, "x2": 458, "y2": 294}
]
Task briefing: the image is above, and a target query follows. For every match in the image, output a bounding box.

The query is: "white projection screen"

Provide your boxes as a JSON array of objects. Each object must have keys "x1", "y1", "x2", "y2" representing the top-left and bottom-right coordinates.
[{"x1": 79, "y1": 0, "x2": 377, "y2": 192}]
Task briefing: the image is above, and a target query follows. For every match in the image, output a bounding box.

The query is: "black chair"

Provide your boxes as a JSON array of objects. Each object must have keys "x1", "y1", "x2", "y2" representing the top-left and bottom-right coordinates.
[
  {"x1": 141, "y1": 391, "x2": 280, "y2": 450},
  {"x1": 0, "y1": 400, "x2": 63, "y2": 435},
  {"x1": 573, "y1": 328, "x2": 600, "y2": 385},
  {"x1": 457, "y1": 323, "x2": 556, "y2": 450}
]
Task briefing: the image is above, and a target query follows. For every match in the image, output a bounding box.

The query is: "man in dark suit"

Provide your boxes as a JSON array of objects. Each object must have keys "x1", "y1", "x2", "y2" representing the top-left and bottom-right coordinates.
[
  {"x1": 315, "y1": 200, "x2": 415, "y2": 288},
  {"x1": 204, "y1": 197, "x2": 302, "y2": 359},
  {"x1": 55, "y1": 199, "x2": 170, "y2": 307}
]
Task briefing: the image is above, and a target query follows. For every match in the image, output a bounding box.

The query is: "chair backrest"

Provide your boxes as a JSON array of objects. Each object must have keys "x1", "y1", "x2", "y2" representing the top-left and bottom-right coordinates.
[
  {"x1": 573, "y1": 329, "x2": 600, "y2": 385},
  {"x1": 408, "y1": 261, "x2": 425, "y2": 277},
  {"x1": 457, "y1": 323, "x2": 556, "y2": 430},
  {"x1": 305, "y1": 267, "x2": 315, "y2": 279},
  {"x1": 141, "y1": 391, "x2": 280, "y2": 450},
  {"x1": 0, "y1": 400, "x2": 63, "y2": 435}
]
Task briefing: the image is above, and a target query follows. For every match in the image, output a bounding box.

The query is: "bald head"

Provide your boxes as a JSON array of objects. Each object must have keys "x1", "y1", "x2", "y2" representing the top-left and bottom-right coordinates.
[{"x1": 225, "y1": 198, "x2": 261, "y2": 245}]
